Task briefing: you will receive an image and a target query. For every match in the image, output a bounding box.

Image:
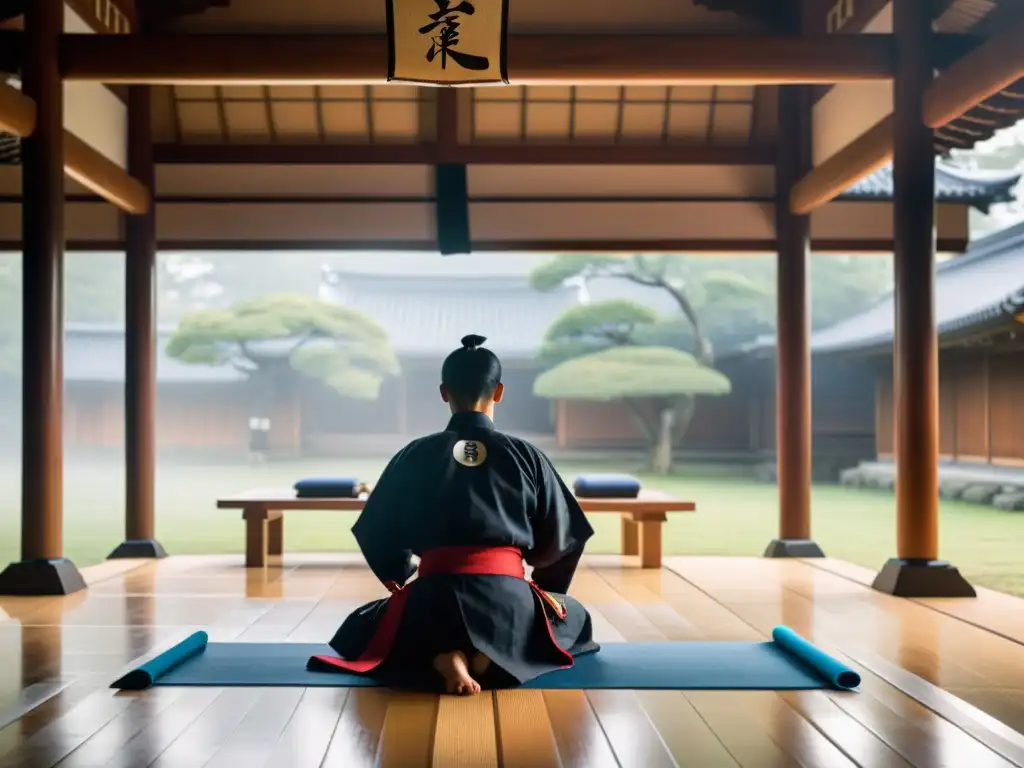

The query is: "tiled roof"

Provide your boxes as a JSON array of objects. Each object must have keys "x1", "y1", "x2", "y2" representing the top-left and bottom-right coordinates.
[
  {"x1": 745, "y1": 220, "x2": 1024, "y2": 356},
  {"x1": 61, "y1": 263, "x2": 678, "y2": 381},
  {"x1": 2, "y1": 131, "x2": 1012, "y2": 210},
  {"x1": 841, "y1": 164, "x2": 1020, "y2": 212},
  {"x1": 932, "y1": 1, "x2": 1024, "y2": 155},
  {"x1": 696, "y1": 0, "x2": 1024, "y2": 157},
  {"x1": 64, "y1": 323, "x2": 244, "y2": 383},
  {"x1": 320, "y1": 271, "x2": 581, "y2": 358}
]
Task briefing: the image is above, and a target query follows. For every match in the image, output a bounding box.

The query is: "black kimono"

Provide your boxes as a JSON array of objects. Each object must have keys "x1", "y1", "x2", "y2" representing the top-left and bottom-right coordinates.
[{"x1": 315, "y1": 410, "x2": 599, "y2": 689}]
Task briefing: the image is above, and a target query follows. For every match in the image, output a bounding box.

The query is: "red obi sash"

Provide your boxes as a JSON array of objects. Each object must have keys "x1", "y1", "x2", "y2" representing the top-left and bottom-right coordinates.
[{"x1": 309, "y1": 545, "x2": 574, "y2": 675}]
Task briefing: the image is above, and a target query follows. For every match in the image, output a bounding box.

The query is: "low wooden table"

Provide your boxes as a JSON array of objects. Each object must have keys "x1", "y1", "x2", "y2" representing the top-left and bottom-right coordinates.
[{"x1": 217, "y1": 488, "x2": 695, "y2": 570}]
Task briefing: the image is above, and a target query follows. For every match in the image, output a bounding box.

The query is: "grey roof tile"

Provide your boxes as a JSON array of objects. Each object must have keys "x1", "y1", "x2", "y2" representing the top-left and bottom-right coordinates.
[
  {"x1": 319, "y1": 272, "x2": 581, "y2": 358},
  {"x1": 64, "y1": 323, "x2": 245, "y2": 383},
  {"x1": 841, "y1": 164, "x2": 1020, "y2": 211},
  {"x1": 746, "y1": 221, "x2": 1024, "y2": 356}
]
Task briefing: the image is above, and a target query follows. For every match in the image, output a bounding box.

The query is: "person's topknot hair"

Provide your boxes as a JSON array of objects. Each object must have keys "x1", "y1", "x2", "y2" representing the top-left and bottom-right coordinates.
[{"x1": 442, "y1": 334, "x2": 502, "y2": 408}]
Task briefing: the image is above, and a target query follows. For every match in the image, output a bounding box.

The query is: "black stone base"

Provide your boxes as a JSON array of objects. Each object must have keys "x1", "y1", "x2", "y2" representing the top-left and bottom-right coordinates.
[
  {"x1": 763, "y1": 538, "x2": 825, "y2": 558},
  {"x1": 0, "y1": 558, "x2": 87, "y2": 596},
  {"x1": 107, "y1": 539, "x2": 168, "y2": 559},
  {"x1": 871, "y1": 558, "x2": 976, "y2": 598}
]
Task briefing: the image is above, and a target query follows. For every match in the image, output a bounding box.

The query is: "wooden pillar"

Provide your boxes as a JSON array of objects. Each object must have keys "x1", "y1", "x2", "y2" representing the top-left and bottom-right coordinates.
[
  {"x1": 872, "y1": 0, "x2": 973, "y2": 597},
  {"x1": 109, "y1": 86, "x2": 165, "y2": 560},
  {"x1": 764, "y1": 85, "x2": 823, "y2": 559},
  {"x1": 0, "y1": 0, "x2": 85, "y2": 595}
]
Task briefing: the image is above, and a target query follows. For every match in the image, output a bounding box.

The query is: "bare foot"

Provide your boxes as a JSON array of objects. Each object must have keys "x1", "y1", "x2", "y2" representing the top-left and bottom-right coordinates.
[
  {"x1": 470, "y1": 651, "x2": 491, "y2": 679},
  {"x1": 432, "y1": 651, "x2": 481, "y2": 696}
]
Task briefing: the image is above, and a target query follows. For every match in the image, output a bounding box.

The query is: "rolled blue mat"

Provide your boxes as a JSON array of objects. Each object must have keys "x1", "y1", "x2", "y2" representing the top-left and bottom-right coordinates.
[
  {"x1": 573, "y1": 474, "x2": 642, "y2": 498},
  {"x1": 294, "y1": 476, "x2": 360, "y2": 498},
  {"x1": 111, "y1": 631, "x2": 209, "y2": 690},
  {"x1": 771, "y1": 626, "x2": 860, "y2": 690}
]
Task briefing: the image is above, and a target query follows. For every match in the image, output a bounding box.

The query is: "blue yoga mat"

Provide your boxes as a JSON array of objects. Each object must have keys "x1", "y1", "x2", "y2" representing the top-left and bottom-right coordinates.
[{"x1": 111, "y1": 626, "x2": 860, "y2": 692}]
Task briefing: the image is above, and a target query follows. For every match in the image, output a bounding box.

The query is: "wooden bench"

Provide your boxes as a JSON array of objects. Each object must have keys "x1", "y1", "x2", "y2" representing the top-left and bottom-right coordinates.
[{"x1": 217, "y1": 488, "x2": 695, "y2": 570}]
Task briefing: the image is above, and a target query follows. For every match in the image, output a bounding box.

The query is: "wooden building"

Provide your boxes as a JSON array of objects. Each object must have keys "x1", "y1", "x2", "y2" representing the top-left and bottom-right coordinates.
[
  {"x1": 49, "y1": 154, "x2": 1016, "y2": 462},
  {"x1": 570, "y1": 164, "x2": 1020, "y2": 467},
  {"x1": 809, "y1": 220, "x2": 1024, "y2": 468},
  {"x1": 6, "y1": 0, "x2": 1024, "y2": 763}
]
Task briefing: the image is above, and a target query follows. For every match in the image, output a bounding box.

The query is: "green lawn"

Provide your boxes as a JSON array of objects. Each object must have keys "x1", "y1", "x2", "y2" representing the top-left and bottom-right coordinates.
[{"x1": 2, "y1": 457, "x2": 1023, "y2": 596}]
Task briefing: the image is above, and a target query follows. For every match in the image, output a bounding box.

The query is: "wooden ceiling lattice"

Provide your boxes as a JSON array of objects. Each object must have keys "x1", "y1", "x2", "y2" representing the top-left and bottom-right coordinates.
[
  {"x1": 154, "y1": 84, "x2": 761, "y2": 148},
  {"x1": 163, "y1": 84, "x2": 430, "y2": 144},
  {"x1": 469, "y1": 85, "x2": 757, "y2": 145}
]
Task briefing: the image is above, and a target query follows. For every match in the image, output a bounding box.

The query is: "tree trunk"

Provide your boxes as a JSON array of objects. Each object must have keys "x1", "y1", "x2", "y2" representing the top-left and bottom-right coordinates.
[
  {"x1": 624, "y1": 399, "x2": 661, "y2": 473},
  {"x1": 661, "y1": 281, "x2": 714, "y2": 366},
  {"x1": 651, "y1": 406, "x2": 676, "y2": 475},
  {"x1": 622, "y1": 267, "x2": 714, "y2": 366},
  {"x1": 670, "y1": 395, "x2": 697, "y2": 445},
  {"x1": 247, "y1": 368, "x2": 274, "y2": 462}
]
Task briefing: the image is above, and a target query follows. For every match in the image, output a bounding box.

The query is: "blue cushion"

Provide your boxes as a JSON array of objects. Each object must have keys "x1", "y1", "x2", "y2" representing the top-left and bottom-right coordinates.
[
  {"x1": 573, "y1": 474, "x2": 642, "y2": 498},
  {"x1": 294, "y1": 477, "x2": 361, "y2": 498}
]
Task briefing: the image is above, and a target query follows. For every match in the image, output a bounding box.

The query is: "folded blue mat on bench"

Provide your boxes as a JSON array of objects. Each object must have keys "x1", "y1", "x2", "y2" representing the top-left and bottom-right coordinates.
[
  {"x1": 573, "y1": 473, "x2": 642, "y2": 498},
  {"x1": 294, "y1": 476, "x2": 361, "y2": 498},
  {"x1": 111, "y1": 626, "x2": 860, "y2": 692}
]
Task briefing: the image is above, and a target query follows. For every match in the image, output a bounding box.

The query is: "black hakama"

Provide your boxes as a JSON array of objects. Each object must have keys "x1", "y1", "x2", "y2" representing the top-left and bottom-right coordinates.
[{"x1": 313, "y1": 411, "x2": 600, "y2": 689}]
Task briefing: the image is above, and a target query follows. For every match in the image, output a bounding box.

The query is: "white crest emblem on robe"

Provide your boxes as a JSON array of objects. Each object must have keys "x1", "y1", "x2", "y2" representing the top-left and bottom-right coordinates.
[{"x1": 453, "y1": 439, "x2": 487, "y2": 467}]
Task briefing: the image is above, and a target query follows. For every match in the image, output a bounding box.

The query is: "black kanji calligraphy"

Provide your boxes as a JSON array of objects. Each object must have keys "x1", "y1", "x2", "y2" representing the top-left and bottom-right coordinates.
[{"x1": 419, "y1": 0, "x2": 490, "y2": 72}]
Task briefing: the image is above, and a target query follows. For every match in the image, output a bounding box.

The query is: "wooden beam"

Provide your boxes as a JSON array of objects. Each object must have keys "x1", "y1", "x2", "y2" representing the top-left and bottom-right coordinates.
[
  {"x1": 1, "y1": 79, "x2": 150, "y2": 213},
  {"x1": 64, "y1": 131, "x2": 150, "y2": 214},
  {"x1": 789, "y1": 115, "x2": 892, "y2": 215},
  {"x1": 0, "y1": 236, "x2": 969, "y2": 253},
  {"x1": 60, "y1": 33, "x2": 896, "y2": 85},
  {"x1": 923, "y1": 18, "x2": 1024, "y2": 129},
  {"x1": 791, "y1": 22, "x2": 1024, "y2": 214},
  {"x1": 152, "y1": 142, "x2": 775, "y2": 166},
  {"x1": 0, "y1": 80, "x2": 35, "y2": 136}
]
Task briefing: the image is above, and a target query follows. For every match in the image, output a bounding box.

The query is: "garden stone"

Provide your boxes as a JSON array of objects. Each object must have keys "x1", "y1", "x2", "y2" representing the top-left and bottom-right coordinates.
[
  {"x1": 960, "y1": 483, "x2": 1003, "y2": 505},
  {"x1": 754, "y1": 463, "x2": 777, "y2": 484},
  {"x1": 872, "y1": 475, "x2": 895, "y2": 491},
  {"x1": 839, "y1": 468, "x2": 862, "y2": 487},
  {"x1": 993, "y1": 491, "x2": 1024, "y2": 511},
  {"x1": 939, "y1": 480, "x2": 969, "y2": 500}
]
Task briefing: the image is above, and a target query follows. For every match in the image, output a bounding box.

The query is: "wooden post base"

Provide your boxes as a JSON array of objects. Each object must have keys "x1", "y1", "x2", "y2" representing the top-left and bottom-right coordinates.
[
  {"x1": 871, "y1": 558, "x2": 976, "y2": 598},
  {"x1": 107, "y1": 540, "x2": 168, "y2": 559},
  {"x1": 763, "y1": 539, "x2": 825, "y2": 558},
  {"x1": 0, "y1": 558, "x2": 87, "y2": 596}
]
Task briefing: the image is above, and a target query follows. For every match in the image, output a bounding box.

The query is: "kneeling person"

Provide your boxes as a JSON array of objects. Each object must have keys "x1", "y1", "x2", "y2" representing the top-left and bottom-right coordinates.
[{"x1": 315, "y1": 334, "x2": 599, "y2": 694}]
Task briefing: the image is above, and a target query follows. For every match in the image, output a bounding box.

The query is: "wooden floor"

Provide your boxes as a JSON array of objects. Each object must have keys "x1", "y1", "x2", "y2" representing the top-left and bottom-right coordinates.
[{"x1": 2, "y1": 554, "x2": 1024, "y2": 767}]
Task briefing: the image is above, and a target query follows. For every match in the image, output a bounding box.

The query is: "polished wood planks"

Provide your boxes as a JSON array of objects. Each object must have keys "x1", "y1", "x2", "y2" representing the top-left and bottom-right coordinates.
[{"x1": 0, "y1": 554, "x2": 1021, "y2": 767}]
